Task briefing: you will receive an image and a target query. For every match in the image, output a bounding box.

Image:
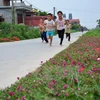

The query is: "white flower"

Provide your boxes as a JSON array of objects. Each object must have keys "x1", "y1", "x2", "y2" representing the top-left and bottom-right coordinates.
[{"x1": 97, "y1": 58, "x2": 100, "y2": 60}]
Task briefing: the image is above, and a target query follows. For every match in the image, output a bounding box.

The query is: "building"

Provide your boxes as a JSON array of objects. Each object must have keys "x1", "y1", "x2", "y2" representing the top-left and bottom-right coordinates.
[
  {"x1": 69, "y1": 19, "x2": 80, "y2": 25},
  {"x1": 69, "y1": 13, "x2": 72, "y2": 20},
  {"x1": 0, "y1": 0, "x2": 32, "y2": 24},
  {"x1": 68, "y1": 13, "x2": 80, "y2": 25}
]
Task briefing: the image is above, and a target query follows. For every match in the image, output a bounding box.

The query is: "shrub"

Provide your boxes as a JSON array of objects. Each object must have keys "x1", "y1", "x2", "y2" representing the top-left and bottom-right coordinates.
[{"x1": 0, "y1": 22, "x2": 40, "y2": 42}]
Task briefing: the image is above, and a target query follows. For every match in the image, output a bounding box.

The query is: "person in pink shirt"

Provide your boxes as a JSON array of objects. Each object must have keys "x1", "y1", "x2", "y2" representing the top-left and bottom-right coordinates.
[{"x1": 55, "y1": 11, "x2": 65, "y2": 46}]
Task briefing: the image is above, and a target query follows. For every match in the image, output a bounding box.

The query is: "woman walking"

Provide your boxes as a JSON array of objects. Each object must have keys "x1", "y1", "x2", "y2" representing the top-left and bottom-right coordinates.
[
  {"x1": 55, "y1": 11, "x2": 65, "y2": 46},
  {"x1": 65, "y1": 20, "x2": 72, "y2": 41}
]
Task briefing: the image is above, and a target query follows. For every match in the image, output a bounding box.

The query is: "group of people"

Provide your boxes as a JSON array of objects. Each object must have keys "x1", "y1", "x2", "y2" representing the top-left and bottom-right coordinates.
[{"x1": 38, "y1": 11, "x2": 71, "y2": 46}]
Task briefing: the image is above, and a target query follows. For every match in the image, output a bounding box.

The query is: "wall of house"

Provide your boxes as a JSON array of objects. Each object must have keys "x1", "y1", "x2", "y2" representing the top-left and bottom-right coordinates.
[
  {"x1": 0, "y1": 0, "x2": 3, "y2": 6},
  {"x1": 0, "y1": 9, "x2": 12, "y2": 23}
]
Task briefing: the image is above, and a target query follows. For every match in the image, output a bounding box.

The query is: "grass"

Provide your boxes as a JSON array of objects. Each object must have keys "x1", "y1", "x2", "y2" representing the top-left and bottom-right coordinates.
[
  {"x1": 70, "y1": 29, "x2": 79, "y2": 33},
  {"x1": 0, "y1": 29, "x2": 100, "y2": 100}
]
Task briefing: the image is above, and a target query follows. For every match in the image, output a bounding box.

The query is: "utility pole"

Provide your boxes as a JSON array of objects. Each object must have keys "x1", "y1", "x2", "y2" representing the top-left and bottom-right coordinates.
[
  {"x1": 12, "y1": 0, "x2": 15, "y2": 24},
  {"x1": 53, "y1": 7, "x2": 55, "y2": 16}
]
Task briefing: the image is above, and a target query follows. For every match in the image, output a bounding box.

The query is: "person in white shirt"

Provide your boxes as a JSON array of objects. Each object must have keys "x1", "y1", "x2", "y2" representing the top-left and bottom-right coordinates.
[
  {"x1": 44, "y1": 13, "x2": 55, "y2": 46},
  {"x1": 55, "y1": 11, "x2": 65, "y2": 46}
]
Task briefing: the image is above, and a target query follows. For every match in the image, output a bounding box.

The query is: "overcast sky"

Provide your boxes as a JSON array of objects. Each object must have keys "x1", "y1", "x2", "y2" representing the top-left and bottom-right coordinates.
[{"x1": 25, "y1": 0, "x2": 100, "y2": 29}]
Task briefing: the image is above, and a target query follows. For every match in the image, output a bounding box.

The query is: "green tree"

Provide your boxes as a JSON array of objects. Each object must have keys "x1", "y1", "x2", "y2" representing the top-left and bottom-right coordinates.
[
  {"x1": 97, "y1": 19, "x2": 100, "y2": 28},
  {"x1": 72, "y1": 24, "x2": 80, "y2": 30},
  {"x1": 38, "y1": 11, "x2": 47, "y2": 16}
]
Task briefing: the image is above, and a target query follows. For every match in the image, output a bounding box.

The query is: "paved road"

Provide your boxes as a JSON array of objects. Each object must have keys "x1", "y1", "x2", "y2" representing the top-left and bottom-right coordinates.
[{"x1": 0, "y1": 32, "x2": 86, "y2": 89}]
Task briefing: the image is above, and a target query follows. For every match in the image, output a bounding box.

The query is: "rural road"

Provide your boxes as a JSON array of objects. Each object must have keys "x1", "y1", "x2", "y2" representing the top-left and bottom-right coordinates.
[{"x1": 0, "y1": 32, "x2": 86, "y2": 89}]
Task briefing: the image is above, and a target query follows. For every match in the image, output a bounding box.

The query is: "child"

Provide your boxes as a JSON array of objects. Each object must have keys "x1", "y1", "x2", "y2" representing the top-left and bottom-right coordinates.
[
  {"x1": 38, "y1": 19, "x2": 48, "y2": 43},
  {"x1": 44, "y1": 13, "x2": 55, "y2": 46},
  {"x1": 65, "y1": 20, "x2": 72, "y2": 41},
  {"x1": 55, "y1": 11, "x2": 65, "y2": 46}
]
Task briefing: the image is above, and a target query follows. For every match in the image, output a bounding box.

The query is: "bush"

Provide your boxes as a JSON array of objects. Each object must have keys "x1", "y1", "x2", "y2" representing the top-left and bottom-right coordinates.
[{"x1": 0, "y1": 22, "x2": 40, "y2": 42}]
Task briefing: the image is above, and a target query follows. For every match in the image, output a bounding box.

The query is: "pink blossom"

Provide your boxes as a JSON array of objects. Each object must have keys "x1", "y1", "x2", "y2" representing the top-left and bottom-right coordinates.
[
  {"x1": 87, "y1": 71, "x2": 91, "y2": 75},
  {"x1": 62, "y1": 61, "x2": 67, "y2": 67},
  {"x1": 17, "y1": 86, "x2": 22, "y2": 91},
  {"x1": 41, "y1": 61, "x2": 43, "y2": 64},
  {"x1": 65, "y1": 93, "x2": 68, "y2": 97},
  {"x1": 22, "y1": 96, "x2": 26, "y2": 100},
  {"x1": 56, "y1": 92, "x2": 60, "y2": 96},
  {"x1": 71, "y1": 60, "x2": 76, "y2": 65},
  {"x1": 6, "y1": 98, "x2": 9, "y2": 100},
  {"x1": 63, "y1": 84, "x2": 68, "y2": 89},
  {"x1": 74, "y1": 79, "x2": 78, "y2": 83},
  {"x1": 9, "y1": 92, "x2": 15, "y2": 96},
  {"x1": 17, "y1": 77, "x2": 20, "y2": 80}
]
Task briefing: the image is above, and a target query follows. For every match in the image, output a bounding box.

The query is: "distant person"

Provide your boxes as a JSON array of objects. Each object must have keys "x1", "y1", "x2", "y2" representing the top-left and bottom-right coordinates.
[
  {"x1": 44, "y1": 13, "x2": 55, "y2": 46},
  {"x1": 38, "y1": 19, "x2": 48, "y2": 43},
  {"x1": 81, "y1": 27, "x2": 84, "y2": 32},
  {"x1": 65, "y1": 20, "x2": 72, "y2": 41},
  {"x1": 55, "y1": 11, "x2": 65, "y2": 46}
]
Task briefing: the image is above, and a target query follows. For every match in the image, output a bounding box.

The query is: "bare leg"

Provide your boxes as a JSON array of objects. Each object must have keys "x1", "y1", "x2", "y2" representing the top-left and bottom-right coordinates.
[{"x1": 50, "y1": 36, "x2": 53, "y2": 46}]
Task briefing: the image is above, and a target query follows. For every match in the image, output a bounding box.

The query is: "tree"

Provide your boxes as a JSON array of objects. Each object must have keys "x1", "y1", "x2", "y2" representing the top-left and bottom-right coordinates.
[
  {"x1": 38, "y1": 11, "x2": 47, "y2": 16},
  {"x1": 97, "y1": 19, "x2": 100, "y2": 28},
  {"x1": 72, "y1": 24, "x2": 80, "y2": 30}
]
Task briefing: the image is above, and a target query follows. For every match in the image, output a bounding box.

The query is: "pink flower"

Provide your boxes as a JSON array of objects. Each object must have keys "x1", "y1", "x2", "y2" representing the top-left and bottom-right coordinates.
[
  {"x1": 56, "y1": 92, "x2": 60, "y2": 96},
  {"x1": 62, "y1": 61, "x2": 67, "y2": 67},
  {"x1": 41, "y1": 61, "x2": 43, "y2": 64},
  {"x1": 71, "y1": 60, "x2": 76, "y2": 65},
  {"x1": 78, "y1": 62, "x2": 81, "y2": 65},
  {"x1": 6, "y1": 98, "x2": 9, "y2": 100},
  {"x1": 74, "y1": 79, "x2": 78, "y2": 83},
  {"x1": 9, "y1": 92, "x2": 15, "y2": 96},
  {"x1": 22, "y1": 96, "x2": 26, "y2": 100},
  {"x1": 87, "y1": 71, "x2": 91, "y2": 75},
  {"x1": 48, "y1": 80, "x2": 56, "y2": 89},
  {"x1": 78, "y1": 67, "x2": 84, "y2": 73},
  {"x1": 63, "y1": 84, "x2": 68, "y2": 89},
  {"x1": 17, "y1": 86, "x2": 22, "y2": 91},
  {"x1": 17, "y1": 77, "x2": 20, "y2": 80},
  {"x1": 65, "y1": 93, "x2": 68, "y2": 97}
]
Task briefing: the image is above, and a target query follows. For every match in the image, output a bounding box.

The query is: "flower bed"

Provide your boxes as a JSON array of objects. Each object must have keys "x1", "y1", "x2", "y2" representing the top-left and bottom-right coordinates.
[
  {"x1": 0, "y1": 30, "x2": 100, "y2": 100},
  {"x1": 0, "y1": 36, "x2": 20, "y2": 42}
]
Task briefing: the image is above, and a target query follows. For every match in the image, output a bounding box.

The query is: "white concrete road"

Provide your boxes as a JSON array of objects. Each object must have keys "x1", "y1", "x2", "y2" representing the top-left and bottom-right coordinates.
[{"x1": 0, "y1": 32, "x2": 86, "y2": 89}]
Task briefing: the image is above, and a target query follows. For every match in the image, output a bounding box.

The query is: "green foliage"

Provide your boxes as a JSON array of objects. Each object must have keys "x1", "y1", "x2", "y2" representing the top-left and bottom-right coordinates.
[
  {"x1": 72, "y1": 24, "x2": 80, "y2": 30},
  {"x1": 0, "y1": 22, "x2": 40, "y2": 41},
  {"x1": 83, "y1": 29, "x2": 100, "y2": 36},
  {"x1": 97, "y1": 19, "x2": 100, "y2": 27},
  {"x1": 38, "y1": 10, "x2": 48, "y2": 16}
]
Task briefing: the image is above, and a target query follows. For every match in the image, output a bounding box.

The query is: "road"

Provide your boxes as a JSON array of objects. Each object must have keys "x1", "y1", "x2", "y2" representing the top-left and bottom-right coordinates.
[{"x1": 0, "y1": 32, "x2": 86, "y2": 89}]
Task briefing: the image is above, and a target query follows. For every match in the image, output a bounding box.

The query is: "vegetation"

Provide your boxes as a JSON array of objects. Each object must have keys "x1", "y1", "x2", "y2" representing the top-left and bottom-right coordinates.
[
  {"x1": 0, "y1": 22, "x2": 40, "y2": 42},
  {"x1": 0, "y1": 29, "x2": 100, "y2": 100},
  {"x1": 97, "y1": 19, "x2": 100, "y2": 28}
]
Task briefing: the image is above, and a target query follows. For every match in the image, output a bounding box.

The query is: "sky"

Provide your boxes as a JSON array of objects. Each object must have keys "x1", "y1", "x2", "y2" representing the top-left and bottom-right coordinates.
[{"x1": 25, "y1": 0, "x2": 100, "y2": 29}]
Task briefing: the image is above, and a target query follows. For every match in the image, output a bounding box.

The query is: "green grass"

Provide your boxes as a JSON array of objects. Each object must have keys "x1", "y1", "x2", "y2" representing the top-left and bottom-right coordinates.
[
  {"x1": 0, "y1": 30, "x2": 100, "y2": 100},
  {"x1": 70, "y1": 29, "x2": 78, "y2": 33},
  {"x1": 83, "y1": 29, "x2": 100, "y2": 36}
]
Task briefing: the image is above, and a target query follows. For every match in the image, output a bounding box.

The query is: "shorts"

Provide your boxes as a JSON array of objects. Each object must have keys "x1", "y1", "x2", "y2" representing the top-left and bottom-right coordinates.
[{"x1": 46, "y1": 30, "x2": 54, "y2": 37}]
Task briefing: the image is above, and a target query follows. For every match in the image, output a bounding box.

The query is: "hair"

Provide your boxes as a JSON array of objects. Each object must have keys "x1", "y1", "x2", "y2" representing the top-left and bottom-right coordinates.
[
  {"x1": 57, "y1": 11, "x2": 63, "y2": 15},
  {"x1": 47, "y1": 13, "x2": 52, "y2": 16},
  {"x1": 44, "y1": 18, "x2": 47, "y2": 20},
  {"x1": 66, "y1": 20, "x2": 69, "y2": 22}
]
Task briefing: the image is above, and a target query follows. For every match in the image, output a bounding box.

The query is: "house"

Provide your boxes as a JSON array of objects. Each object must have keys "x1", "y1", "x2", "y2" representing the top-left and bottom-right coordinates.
[
  {"x1": 0, "y1": 0, "x2": 32, "y2": 24},
  {"x1": 69, "y1": 19, "x2": 80, "y2": 25}
]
